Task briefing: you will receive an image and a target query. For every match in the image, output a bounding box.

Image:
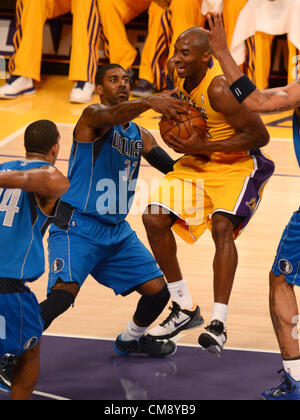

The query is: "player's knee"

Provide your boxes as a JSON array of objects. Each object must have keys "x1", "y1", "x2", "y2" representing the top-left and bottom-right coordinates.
[
  {"x1": 269, "y1": 270, "x2": 287, "y2": 290},
  {"x1": 142, "y1": 207, "x2": 173, "y2": 236},
  {"x1": 40, "y1": 285, "x2": 76, "y2": 331},
  {"x1": 134, "y1": 285, "x2": 170, "y2": 327},
  {"x1": 51, "y1": 279, "x2": 80, "y2": 299},
  {"x1": 212, "y1": 214, "x2": 235, "y2": 243}
]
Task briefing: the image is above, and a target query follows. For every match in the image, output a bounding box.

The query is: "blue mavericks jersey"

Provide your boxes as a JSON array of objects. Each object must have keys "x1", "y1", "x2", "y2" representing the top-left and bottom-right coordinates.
[
  {"x1": 0, "y1": 160, "x2": 52, "y2": 282},
  {"x1": 62, "y1": 122, "x2": 143, "y2": 224}
]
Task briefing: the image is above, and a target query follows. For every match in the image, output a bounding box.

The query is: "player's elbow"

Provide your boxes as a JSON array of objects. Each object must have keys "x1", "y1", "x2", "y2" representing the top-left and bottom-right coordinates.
[
  {"x1": 251, "y1": 133, "x2": 269, "y2": 149},
  {"x1": 257, "y1": 130, "x2": 270, "y2": 148}
]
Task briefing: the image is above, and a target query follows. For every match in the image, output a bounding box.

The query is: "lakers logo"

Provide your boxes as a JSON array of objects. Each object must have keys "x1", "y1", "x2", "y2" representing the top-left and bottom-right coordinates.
[{"x1": 246, "y1": 198, "x2": 257, "y2": 213}]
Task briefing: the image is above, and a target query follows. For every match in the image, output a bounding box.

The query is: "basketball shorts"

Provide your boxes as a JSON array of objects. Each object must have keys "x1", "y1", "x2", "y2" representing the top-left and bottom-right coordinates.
[
  {"x1": 272, "y1": 209, "x2": 300, "y2": 286},
  {"x1": 47, "y1": 208, "x2": 163, "y2": 296},
  {"x1": 0, "y1": 279, "x2": 43, "y2": 357},
  {"x1": 149, "y1": 149, "x2": 275, "y2": 244}
]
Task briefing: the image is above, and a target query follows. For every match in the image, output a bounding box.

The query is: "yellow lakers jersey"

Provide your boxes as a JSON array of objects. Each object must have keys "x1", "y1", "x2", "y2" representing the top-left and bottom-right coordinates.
[{"x1": 173, "y1": 57, "x2": 247, "y2": 162}]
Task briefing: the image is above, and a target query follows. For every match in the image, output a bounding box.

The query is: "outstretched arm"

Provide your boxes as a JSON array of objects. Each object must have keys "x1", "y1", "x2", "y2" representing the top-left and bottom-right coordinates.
[
  {"x1": 0, "y1": 165, "x2": 69, "y2": 199},
  {"x1": 77, "y1": 90, "x2": 188, "y2": 142},
  {"x1": 202, "y1": 12, "x2": 300, "y2": 113}
]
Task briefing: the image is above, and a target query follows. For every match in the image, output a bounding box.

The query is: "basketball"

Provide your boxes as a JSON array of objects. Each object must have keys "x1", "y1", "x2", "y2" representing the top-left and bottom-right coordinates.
[{"x1": 159, "y1": 104, "x2": 207, "y2": 144}]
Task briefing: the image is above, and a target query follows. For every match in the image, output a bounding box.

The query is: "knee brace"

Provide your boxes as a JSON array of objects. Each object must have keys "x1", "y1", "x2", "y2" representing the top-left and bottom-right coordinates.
[
  {"x1": 40, "y1": 289, "x2": 75, "y2": 331},
  {"x1": 134, "y1": 285, "x2": 170, "y2": 327}
]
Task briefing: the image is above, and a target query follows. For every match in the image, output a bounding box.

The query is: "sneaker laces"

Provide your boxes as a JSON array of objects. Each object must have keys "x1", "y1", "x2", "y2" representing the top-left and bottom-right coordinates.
[
  {"x1": 160, "y1": 302, "x2": 182, "y2": 327},
  {"x1": 204, "y1": 320, "x2": 225, "y2": 336}
]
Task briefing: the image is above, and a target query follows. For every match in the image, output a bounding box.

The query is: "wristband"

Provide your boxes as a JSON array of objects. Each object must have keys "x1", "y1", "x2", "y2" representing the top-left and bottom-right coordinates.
[
  {"x1": 146, "y1": 146, "x2": 175, "y2": 175},
  {"x1": 229, "y1": 76, "x2": 256, "y2": 104}
]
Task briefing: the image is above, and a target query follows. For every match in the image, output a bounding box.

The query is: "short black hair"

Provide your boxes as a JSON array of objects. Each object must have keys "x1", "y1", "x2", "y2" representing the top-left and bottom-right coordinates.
[
  {"x1": 24, "y1": 120, "x2": 59, "y2": 155},
  {"x1": 95, "y1": 64, "x2": 125, "y2": 85}
]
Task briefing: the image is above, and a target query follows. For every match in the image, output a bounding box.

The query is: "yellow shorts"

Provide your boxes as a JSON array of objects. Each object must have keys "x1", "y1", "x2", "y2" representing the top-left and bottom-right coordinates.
[{"x1": 149, "y1": 151, "x2": 275, "y2": 244}]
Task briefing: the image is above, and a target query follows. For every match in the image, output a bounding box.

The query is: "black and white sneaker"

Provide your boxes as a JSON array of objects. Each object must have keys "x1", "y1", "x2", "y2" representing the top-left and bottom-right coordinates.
[
  {"x1": 0, "y1": 354, "x2": 18, "y2": 390},
  {"x1": 198, "y1": 320, "x2": 227, "y2": 357},
  {"x1": 147, "y1": 301, "x2": 204, "y2": 340},
  {"x1": 114, "y1": 334, "x2": 177, "y2": 358}
]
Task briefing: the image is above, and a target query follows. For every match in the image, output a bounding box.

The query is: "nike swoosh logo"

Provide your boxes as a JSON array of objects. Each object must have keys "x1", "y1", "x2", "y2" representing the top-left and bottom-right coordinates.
[{"x1": 174, "y1": 318, "x2": 190, "y2": 328}]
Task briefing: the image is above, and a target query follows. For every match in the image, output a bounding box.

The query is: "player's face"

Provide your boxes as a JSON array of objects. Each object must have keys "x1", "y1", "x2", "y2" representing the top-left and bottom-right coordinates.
[
  {"x1": 99, "y1": 68, "x2": 130, "y2": 105},
  {"x1": 173, "y1": 37, "x2": 206, "y2": 79}
]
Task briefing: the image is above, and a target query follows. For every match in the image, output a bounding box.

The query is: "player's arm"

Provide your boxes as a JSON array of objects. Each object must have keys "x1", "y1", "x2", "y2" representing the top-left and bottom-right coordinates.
[
  {"x1": 80, "y1": 91, "x2": 187, "y2": 133},
  {"x1": 202, "y1": 12, "x2": 300, "y2": 113},
  {"x1": 0, "y1": 165, "x2": 69, "y2": 199},
  {"x1": 167, "y1": 77, "x2": 269, "y2": 155},
  {"x1": 141, "y1": 126, "x2": 175, "y2": 174}
]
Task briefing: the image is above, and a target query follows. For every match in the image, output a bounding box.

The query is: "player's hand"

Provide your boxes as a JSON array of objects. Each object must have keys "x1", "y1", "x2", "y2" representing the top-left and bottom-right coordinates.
[
  {"x1": 167, "y1": 125, "x2": 210, "y2": 155},
  {"x1": 146, "y1": 89, "x2": 189, "y2": 123},
  {"x1": 200, "y1": 12, "x2": 228, "y2": 56},
  {"x1": 152, "y1": 0, "x2": 172, "y2": 9}
]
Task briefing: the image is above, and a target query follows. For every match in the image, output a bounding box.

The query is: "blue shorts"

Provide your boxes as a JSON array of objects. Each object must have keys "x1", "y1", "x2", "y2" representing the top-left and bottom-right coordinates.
[
  {"x1": 0, "y1": 279, "x2": 43, "y2": 357},
  {"x1": 272, "y1": 210, "x2": 300, "y2": 286},
  {"x1": 47, "y1": 210, "x2": 163, "y2": 296}
]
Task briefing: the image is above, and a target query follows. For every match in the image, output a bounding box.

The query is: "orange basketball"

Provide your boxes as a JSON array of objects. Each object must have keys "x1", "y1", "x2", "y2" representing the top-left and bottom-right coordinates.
[{"x1": 159, "y1": 104, "x2": 207, "y2": 145}]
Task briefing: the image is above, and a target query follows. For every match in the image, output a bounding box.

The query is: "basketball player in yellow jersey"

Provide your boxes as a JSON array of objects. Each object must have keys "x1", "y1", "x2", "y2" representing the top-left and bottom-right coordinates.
[{"x1": 143, "y1": 27, "x2": 274, "y2": 356}]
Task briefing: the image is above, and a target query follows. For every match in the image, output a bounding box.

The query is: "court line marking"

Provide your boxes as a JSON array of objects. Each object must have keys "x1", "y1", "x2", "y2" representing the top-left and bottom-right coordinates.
[
  {"x1": 0, "y1": 387, "x2": 71, "y2": 401},
  {"x1": 0, "y1": 125, "x2": 28, "y2": 148},
  {"x1": 0, "y1": 122, "x2": 293, "y2": 149},
  {"x1": 44, "y1": 332, "x2": 281, "y2": 355},
  {"x1": 0, "y1": 123, "x2": 75, "y2": 149}
]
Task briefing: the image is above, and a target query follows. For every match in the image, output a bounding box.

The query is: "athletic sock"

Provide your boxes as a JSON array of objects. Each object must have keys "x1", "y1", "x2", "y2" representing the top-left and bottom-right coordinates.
[
  {"x1": 167, "y1": 279, "x2": 194, "y2": 310},
  {"x1": 211, "y1": 302, "x2": 228, "y2": 327},
  {"x1": 121, "y1": 319, "x2": 147, "y2": 342},
  {"x1": 283, "y1": 358, "x2": 300, "y2": 381}
]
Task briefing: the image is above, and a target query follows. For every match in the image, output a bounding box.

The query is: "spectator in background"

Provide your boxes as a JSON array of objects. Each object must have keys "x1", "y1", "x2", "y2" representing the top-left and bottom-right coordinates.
[
  {"x1": 97, "y1": 0, "x2": 152, "y2": 85},
  {"x1": 229, "y1": 0, "x2": 300, "y2": 89},
  {"x1": 132, "y1": 0, "x2": 249, "y2": 98},
  {"x1": 0, "y1": 0, "x2": 100, "y2": 103}
]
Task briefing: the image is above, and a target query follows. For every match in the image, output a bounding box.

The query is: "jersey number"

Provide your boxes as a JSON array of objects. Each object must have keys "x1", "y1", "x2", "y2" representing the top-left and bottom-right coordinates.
[
  {"x1": 0, "y1": 189, "x2": 21, "y2": 227},
  {"x1": 123, "y1": 160, "x2": 138, "y2": 182}
]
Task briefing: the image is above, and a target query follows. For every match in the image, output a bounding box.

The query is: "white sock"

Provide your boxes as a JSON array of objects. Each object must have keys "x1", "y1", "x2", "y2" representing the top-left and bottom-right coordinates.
[
  {"x1": 168, "y1": 279, "x2": 194, "y2": 310},
  {"x1": 211, "y1": 303, "x2": 228, "y2": 327},
  {"x1": 283, "y1": 359, "x2": 300, "y2": 381},
  {"x1": 121, "y1": 319, "x2": 147, "y2": 342}
]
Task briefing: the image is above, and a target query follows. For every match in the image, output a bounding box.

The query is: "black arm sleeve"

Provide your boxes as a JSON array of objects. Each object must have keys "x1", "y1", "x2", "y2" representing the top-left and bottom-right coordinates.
[{"x1": 144, "y1": 146, "x2": 175, "y2": 174}]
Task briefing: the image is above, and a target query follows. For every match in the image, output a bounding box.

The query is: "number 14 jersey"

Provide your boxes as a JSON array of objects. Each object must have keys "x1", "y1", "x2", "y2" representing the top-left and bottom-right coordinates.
[{"x1": 0, "y1": 159, "x2": 52, "y2": 282}]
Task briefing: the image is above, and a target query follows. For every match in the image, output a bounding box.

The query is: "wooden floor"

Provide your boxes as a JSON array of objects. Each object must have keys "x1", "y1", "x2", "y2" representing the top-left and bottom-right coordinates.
[{"x1": 0, "y1": 74, "x2": 299, "y2": 352}]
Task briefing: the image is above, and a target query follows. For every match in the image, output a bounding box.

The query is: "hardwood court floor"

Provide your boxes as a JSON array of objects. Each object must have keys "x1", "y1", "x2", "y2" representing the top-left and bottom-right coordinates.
[{"x1": 0, "y1": 75, "x2": 299, "y2": 352}]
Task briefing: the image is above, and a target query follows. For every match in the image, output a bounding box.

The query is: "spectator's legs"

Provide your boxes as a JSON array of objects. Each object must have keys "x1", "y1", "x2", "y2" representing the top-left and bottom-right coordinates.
[
  {"x1": 69, "y1": 0, "x2": 101, "y2": 84},
  {"x1": 97, "y1": 0, "x2": 150, "y2": 70},
  {"x1": 9, "y1": 0, "x2": 71, "y2": 81}
]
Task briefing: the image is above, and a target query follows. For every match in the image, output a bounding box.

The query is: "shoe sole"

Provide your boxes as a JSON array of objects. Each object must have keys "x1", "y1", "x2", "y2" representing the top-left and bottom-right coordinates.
[
  {"x1": 148, "y1": 316, "x2": 205, "y2": 340},
  {"x1": 198, "y1": 332, "x2": 226, "y2": 358},
  {"x1": 113, "y1": 341, "x2": 177, "y2": 358},
  {"x1": 0, "y1": 89, "x2": 36, "y2": 99},
  {"x1": 0, "y1": 375, "x2": 11, "y2": 390}
]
